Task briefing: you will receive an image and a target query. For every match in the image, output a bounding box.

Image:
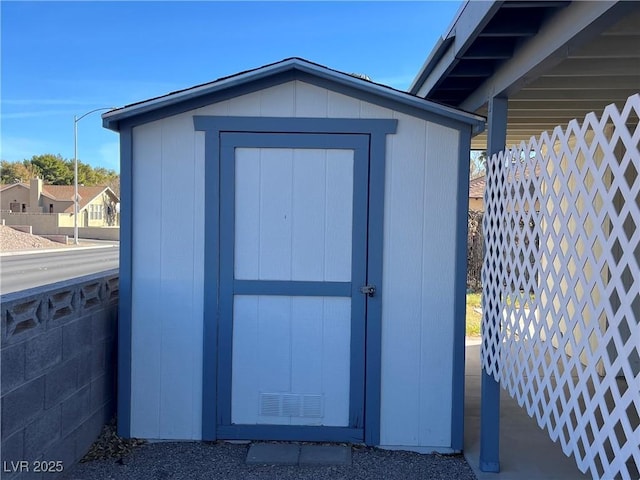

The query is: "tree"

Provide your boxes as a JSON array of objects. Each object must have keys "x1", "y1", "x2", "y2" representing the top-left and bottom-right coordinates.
[
  {"x1": 105, "y1": 176, "x2": 120, "y2": 197},
  {"x1": 76, "y1": 161, "x2": 99, "y2": 186},
  {"x1": 0, "y1": 160, "x2": 38, "y2": 183},
  {"x1": 0, "y1": 161, "x2": 20, "y2": 183},
  {"x1": 30, "y1": 154, "x2": 73, "y2": 184},
  {"x1": 470, "y1": 150, "x2": 487, "y2": 179},
  {"x1": 0, "y1": 154, "x2": 119, "y2": 190}
]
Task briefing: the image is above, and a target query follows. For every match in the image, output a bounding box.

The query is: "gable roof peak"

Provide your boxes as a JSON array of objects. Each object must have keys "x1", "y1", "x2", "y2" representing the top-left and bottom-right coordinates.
[{"x1": 102, "y1": 57, "x2": 486, "y2": 134}]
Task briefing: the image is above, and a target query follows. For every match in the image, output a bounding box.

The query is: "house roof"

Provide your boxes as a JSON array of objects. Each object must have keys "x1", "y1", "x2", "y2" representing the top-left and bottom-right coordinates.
[
  {"x1": 102, "y1": 57, "x2": 486, "y2": 134},
  {"x1": 0, "y1": 183, "x2": 24, "y2": 194},
  {"x1": 410, "y1": 0, "x2": 640, "y2": 149},
  {"x1": 45, "y1": 185, "x2": 116, "y2": 212},
  {"x1": 469, "y1": 175, "x2": 486, "y2": 199},
  {"x1": 0, "y1": 182, "x2": 118, "y2": 213}
]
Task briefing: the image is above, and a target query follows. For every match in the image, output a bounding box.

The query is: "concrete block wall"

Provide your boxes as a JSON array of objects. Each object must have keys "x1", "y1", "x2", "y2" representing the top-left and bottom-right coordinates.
[
  {"x1": 0, "y1": 213, "x2": 120, "y2": 241},
  {"x1": 1, "y1": 270, "x2": 118, "y2": 479},
  {"x1": 7, "y1": 226, "x2": 33, "y2": 235},
  {"x1": 39, "y1": 235, "x2": 68, "y2": 245},
  {"x1": 0, "y1": 213, "x2": 61, "y2": 234},
  {"x1": 58, "y1": 227, "x2": 120, "y2": 241}
]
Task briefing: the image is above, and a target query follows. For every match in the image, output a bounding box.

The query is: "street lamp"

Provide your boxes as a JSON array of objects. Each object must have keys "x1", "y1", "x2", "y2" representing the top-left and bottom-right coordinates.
[{"x1": 74, "y1": 107, "x2": 117, "y2": 245}]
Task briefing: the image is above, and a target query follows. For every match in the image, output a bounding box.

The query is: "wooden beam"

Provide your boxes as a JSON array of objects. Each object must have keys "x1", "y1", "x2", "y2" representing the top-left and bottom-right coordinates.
[
  {"x1": 547, "y1": 58, "x2": 640, "y2": 76},
  {"x1": 501, "y1": 1, "x2": 570, "y2": 9},
  {"x1": 479, "y1": 22, "x2": 539, "y2": 37},
  {"x1": 601, "y1": 11, "x2": 640, "y2": 36},
  {"x1": 448, "y1": 62, "x2": 495, "y2": 78},
  {"x1": 568, "y1": 36, "x2": 640, "y2": 59},
  {"x1": 505, "y1": 108, "x2": 596, "y2": 115},
  {"x1": 511, "y1": 89, "x2": 637, "y2": 101},
  {"x1": 523, "y1": 75, "x2": 640, "y2": 90},
  {"x1": 508, "y1": 100, "x2": 621, "y2": 110},
  {"x1": 463, "y1": 39, "x2": 514, "y2": 60},
  {"x1": 479, "y1": 95, "x2": 508, "y2": 474},
  {"x1": 433, "y1": 77, "x2": 494, "y2": 90}
]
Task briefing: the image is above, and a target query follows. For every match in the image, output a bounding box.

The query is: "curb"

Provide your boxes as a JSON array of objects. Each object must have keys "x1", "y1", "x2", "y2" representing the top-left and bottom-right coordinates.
[{"x1": 0, "y1": 244, "x2": 118, "y2": 258}]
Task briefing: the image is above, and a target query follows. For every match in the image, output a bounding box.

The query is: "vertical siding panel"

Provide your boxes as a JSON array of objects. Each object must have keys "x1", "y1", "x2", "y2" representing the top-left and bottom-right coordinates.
[
  {"x1": 130, "y1": 122, "x2": 163, "y2": 437},
  {"x1": 234, "y1": 148, "x2": 261, "y2": 279},
  {"x1": 259, "y1": 149, "x2": 293, "y2": 280},
  {"x1": 324, "y1": 150, "x2": 354, "y2": 282},
  {"x1": 380, "y1": 112, "x2": 426, "y2": 446},
  {"x1": 258, "y1": 296, "x2": 292, "y2": 424},
  {"x1": 321, "y1": 297, "x2": 351, "y2": 426},
  {"x1": 197, "y1": 99, "x2": 230, "y2": 116},
  {"x1": 158, "y1": 113, "x2": 198, "y2": 438},
  {"x1": 289, "y1": 297, "x2": 323, "y2": 426},
  {"x1": 293, "y1": 80, "x2": 329, "y2": 117},
  {"x1": 191, "y1": 131, "x2": 205, "y2": 437},
  {"x1": 291, "y1": 149, "x2": 326, "y2": 281},
  {"x1": 260, "y1": 82, "x2": 295, "y2": 116},
  {"x1": 359, "y1": 101, "x2": 394, "y2": 119},
  {"x1": 327, "y1": 91, "x2": 361, "y2": 118},
  {"x1": 227, "y1": 90, "x2": 262, "y2": 116},
  {"x1": 419, "y1": 123, "x2": 458, "y2": 447},
  {"x1": 232, "y1": 295, "x2": 260, "y2": 424}
]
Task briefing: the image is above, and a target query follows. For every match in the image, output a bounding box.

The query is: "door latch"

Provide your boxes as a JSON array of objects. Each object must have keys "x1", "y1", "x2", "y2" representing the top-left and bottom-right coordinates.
[{"x1": 360, "y1": 285, "x2": 376, "y2": 297}]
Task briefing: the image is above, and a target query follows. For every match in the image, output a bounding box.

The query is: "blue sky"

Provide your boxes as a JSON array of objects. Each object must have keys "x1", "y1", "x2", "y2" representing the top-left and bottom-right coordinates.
[{"x1": 1, "y1": 1, "x2": 461, "y2": 172}]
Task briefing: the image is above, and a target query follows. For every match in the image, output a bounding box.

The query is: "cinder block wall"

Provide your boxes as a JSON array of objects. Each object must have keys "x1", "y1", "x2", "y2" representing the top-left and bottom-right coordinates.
[
  {"x1": 0, "y1": 213, "x2": 62, "y2": 234},
  {"x1": 1, "y1": 270, "x2": 118, "y2": 479}
]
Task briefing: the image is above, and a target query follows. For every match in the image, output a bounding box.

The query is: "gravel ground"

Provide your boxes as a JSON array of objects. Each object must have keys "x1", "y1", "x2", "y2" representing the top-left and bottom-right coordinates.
[
  {"x1": 62, "y1": 441, "x2": 477, "y2": 480},
  {"x1": 0, "y1": 224, "x2": 68, "y2": 251}
]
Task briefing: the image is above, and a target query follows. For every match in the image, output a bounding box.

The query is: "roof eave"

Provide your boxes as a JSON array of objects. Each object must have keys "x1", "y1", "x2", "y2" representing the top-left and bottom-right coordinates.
[
  {"x1": 102, "y1": 59, "x2": 302, "y2": 131},
  {"x1": 0, "y1": 183, "x2": 27, "y2": 193},
  {"x1": 409, "y1": 0, "x2": 503, "y2": 99},
  {"x1": 102, "y1": 58, "x2": 485, "y2": 133},
  {"x1": 408, "y1": 35, "x2": 455, "y2": 95}
]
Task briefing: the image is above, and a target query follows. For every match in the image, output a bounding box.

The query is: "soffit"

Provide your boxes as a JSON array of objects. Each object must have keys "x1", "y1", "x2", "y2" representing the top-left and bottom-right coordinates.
[
  {"x1": 413, "y1": 1, "x2": 640, "y2": 151},
  {"x1": 471, "y1": 8, "x2": 640, "y2": 149}
]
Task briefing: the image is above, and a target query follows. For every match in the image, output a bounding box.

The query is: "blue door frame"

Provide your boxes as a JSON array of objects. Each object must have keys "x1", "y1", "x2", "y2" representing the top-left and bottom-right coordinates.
[
  {"x1": 218, "y1": 132, "x2": 369, "y2": 442},
  {"x1": 194, "y1": 116, "x2": 397, "y2": 445}
]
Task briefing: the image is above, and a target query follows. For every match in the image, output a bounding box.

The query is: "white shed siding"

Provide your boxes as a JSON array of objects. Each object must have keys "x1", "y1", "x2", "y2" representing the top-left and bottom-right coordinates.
[
  {"x1": 131, "y1": 122, "x2": 162, "y2": 438},
  {"x1": 130, "y1": 80, "x2": 462, "y2": 449},
  {"x1": 130, "y1": 114, "x2": 204, "y2": 439},
  {"x1": 378, "y1": 115, "x2": 460, "y2": 449}
]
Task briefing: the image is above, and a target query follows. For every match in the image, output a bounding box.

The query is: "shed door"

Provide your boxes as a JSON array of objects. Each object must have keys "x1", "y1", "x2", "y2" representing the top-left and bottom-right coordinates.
[{"x1": 217, "y1": 132, "x2": 370, "y2": 442}]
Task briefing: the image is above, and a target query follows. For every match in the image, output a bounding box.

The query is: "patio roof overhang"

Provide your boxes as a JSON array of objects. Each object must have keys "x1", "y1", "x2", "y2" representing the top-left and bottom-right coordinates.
[{"x1": 410, "y1": 0, "x2": 640, "y2": 150}]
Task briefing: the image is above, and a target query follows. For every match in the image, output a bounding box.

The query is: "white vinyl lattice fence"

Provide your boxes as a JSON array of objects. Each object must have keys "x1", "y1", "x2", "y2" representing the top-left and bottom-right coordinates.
[{"x1": 482, "y1": 94, "x2": 640, "y2": 480}]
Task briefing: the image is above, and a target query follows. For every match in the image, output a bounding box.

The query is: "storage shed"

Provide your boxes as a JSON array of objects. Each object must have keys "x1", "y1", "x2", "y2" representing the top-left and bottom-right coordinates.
[{"x1": 103, "y1": 58, "x2": 485, "y2": 453}]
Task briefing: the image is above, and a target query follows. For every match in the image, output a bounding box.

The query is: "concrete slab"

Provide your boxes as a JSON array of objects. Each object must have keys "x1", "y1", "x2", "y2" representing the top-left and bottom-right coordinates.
[
  {"x1": 246, "y1": 443, "x2": 299, "y2": 465},
  {"x1": 464, "y1": 339, "x2": 590, "y2": 480},
  {"x1": 299, "y1": 445, "x2": 352, "y2": 465}
]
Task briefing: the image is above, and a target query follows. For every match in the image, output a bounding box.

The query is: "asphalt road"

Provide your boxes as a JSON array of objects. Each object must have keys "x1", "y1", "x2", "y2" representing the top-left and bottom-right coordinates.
[{"x1": 0, "y1": 246, "x2": 119, "y2": 295}]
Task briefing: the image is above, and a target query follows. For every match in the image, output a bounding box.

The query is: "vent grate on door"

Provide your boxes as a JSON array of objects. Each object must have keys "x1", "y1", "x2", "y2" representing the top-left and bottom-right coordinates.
[{"x1": 260, "y1": 393, "x2": 323, "y2": 418}]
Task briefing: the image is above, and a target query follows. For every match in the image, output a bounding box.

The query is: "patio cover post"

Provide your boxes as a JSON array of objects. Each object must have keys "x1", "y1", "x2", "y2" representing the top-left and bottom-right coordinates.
[{"x1": 479, "y1": 95, "x2": 507, "y2": 473}]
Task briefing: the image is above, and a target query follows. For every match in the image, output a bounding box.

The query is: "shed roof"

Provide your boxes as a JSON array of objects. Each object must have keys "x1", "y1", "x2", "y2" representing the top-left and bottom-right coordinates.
[{"x1": 102, "y1": 57, "x2": 485, "y2": 134}]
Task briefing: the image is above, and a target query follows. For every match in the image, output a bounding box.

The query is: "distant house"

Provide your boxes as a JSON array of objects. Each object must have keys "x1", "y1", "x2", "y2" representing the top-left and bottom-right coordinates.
[
  {"x1": 0, "y1": 178, "x2": 119, "y2": 233},
  {"x1": 468, "y1": 168, "x2": 544, "y2": 213},
  {"x1": 468, "y1": 175, "x2": 485, "y2": 211}
]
